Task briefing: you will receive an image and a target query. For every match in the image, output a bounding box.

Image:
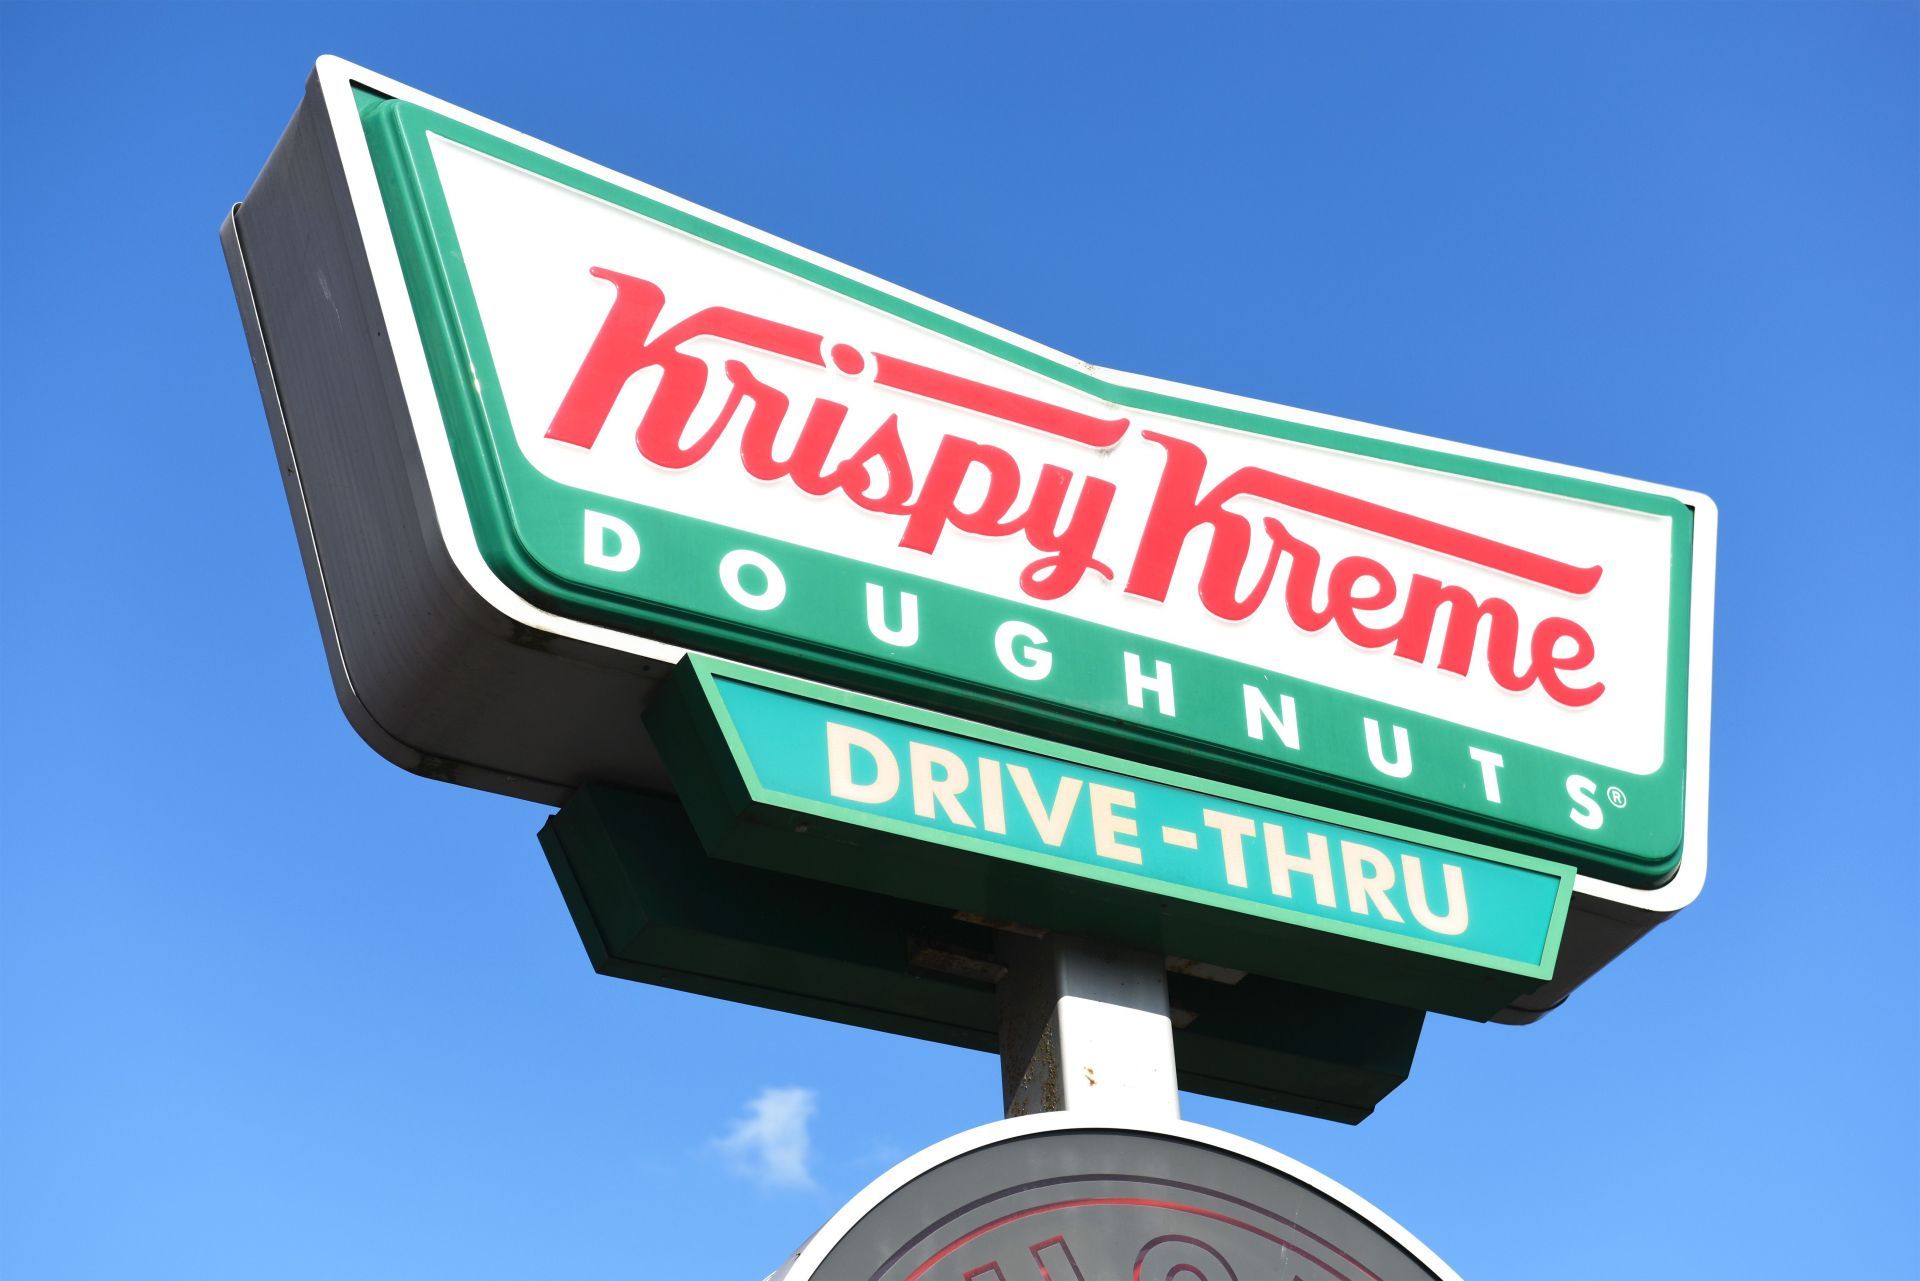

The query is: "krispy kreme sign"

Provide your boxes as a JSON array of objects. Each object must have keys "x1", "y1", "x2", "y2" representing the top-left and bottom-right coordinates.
[{"x1": 311, "y1": 80, "x2": 1709, "y2": 891}]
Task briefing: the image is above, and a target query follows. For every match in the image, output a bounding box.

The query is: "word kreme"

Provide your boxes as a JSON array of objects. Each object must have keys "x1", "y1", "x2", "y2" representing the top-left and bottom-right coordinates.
[{"x1": 557, "y1": 268, "x2": 1617, "y2": 834}]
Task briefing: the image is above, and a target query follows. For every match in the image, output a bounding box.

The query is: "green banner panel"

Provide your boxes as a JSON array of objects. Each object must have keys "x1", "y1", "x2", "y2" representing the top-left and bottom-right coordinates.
[{"x1": 650, "y1": 657, "x2": 1574, "y2": 1019}]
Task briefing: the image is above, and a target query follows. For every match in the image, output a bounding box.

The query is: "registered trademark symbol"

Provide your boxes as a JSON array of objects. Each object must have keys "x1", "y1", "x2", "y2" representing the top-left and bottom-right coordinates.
[{"x1": 1607, "y1": 786, "x2": 1628, "y2": 809}]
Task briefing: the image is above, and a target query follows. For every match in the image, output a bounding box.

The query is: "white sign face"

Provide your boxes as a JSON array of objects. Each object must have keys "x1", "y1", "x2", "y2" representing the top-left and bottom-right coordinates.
[{"x1": 434, "y1": 135, "x2": 1677, "y2": 777}]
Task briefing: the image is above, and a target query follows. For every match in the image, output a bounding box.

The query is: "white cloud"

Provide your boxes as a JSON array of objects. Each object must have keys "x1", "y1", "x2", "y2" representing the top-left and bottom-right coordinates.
[{"x1": 713, "y1": 1086, "x2": 818, "y2": 1192}]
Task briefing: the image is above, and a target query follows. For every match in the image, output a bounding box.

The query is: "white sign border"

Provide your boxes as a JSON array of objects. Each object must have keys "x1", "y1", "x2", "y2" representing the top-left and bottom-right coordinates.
[{"x1": 309, "y1": 55, "x2": 1714, "y2": 918}]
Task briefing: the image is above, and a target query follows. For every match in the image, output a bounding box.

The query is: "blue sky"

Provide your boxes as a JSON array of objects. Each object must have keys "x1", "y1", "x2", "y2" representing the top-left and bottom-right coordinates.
[{"x1": 1, "y1": 3, "x2": 1914, "y2": 1277}]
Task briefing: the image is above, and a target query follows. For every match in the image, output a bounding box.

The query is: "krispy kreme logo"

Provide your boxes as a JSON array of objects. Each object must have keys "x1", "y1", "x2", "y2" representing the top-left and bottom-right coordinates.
[{"x1": 543, "y1": 267, "x2": 1605, "y2": 711}]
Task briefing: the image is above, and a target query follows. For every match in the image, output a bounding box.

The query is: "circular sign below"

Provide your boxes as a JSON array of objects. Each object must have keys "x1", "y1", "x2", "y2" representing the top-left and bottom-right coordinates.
[{"x1": 771, "y1": 1114, "x2": 1457, "y2": 1281}]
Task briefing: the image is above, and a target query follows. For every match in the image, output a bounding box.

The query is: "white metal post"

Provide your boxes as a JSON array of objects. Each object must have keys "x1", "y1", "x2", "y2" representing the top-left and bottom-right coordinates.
[{"x1": 996, "y1": 933, "x2": 1179, "y2": 1122}]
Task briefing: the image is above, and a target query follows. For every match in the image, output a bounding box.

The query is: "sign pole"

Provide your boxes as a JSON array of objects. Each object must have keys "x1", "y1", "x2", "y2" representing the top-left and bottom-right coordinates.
[{"x1": 995, "y1": 933, "x2": 1179, "y2": 1122}]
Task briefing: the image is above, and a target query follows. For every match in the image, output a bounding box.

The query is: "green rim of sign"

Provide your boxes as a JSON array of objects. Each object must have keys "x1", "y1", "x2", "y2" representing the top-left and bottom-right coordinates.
[
  {"x1": 356, "y1": 90, "x2": 1695, "y2": 888},
  {"x1": 651, "y1": 655, "x2": 1575, "y2": 1018}
]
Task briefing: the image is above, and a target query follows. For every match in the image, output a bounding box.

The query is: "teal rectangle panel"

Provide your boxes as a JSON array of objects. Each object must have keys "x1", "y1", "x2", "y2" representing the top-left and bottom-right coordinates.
[{"x1": 702, "y1": 666, "x2": 1572, "y2": 979}]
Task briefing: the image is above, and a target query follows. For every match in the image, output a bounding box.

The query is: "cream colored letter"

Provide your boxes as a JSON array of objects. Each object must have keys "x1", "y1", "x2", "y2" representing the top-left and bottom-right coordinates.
[
  {"x1": 910, "y1": 742, "x2": 974, "y2": 827},
  {"x1": 1090, "y1": 784, "x2": 1141, "y2": 864},
  {"x1": 1008, "y1": 765, "x2": 1082, "y2": 847},
  {"x1": 1264, "y1": 825, "x2": 1336, "y2": 907},
  {"x1": 826, "y1": 722, "x2": 898, "y2": 805}
]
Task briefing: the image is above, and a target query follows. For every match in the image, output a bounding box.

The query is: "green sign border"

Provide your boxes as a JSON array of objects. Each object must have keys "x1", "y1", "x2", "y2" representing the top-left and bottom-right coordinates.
[
  {"x1": 357, "y1": 90, "x2": 1695, "y2": 888},
  {"x1": 651, "y1": 655, "x2": 1574, "y2": 1019}
]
